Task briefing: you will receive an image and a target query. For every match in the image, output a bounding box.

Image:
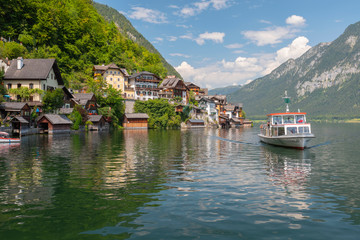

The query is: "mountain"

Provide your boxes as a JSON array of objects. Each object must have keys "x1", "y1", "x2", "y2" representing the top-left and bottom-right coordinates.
[
  {"x1": 93, "y1": 2, "x2": 182, "y2": 79},
  {"x1": 208, "y1": 85, "x2": 242, "y2": 95},
  {"x1": 228, "y1": 21, "x2": 360, "y2": 119}
]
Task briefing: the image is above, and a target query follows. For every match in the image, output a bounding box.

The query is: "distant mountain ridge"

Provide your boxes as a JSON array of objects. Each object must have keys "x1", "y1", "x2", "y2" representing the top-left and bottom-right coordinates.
[
  {"x1": 228, "y1": 21, "x2": 360, "y2": 119},
  {"x1": 208, "y1": 85, "x2": 242, "y2": 95},
  {"x1": 93, "y1": 2, "x2": 182, "y2": 79}
]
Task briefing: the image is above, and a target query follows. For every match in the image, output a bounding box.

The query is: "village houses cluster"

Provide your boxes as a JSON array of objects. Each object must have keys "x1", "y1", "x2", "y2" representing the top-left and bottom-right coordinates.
[{"x1": 0, "y1": 57, "x2": 249, "y2": 135}]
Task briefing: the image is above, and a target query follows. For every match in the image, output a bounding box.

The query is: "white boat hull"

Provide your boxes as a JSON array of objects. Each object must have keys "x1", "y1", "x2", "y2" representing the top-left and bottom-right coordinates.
[
  {"x1": 258, "y1": 134, "x2": 314, "y2": 149},
  {"x1": 0, "y1": 138, "x2": 21, "y2": 143}
]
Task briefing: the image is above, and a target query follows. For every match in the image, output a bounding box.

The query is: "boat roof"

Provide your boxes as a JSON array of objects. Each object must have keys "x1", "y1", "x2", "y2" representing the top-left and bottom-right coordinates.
[{"x1": 267, "y1": 112, "x2": 307, "y2": 116}]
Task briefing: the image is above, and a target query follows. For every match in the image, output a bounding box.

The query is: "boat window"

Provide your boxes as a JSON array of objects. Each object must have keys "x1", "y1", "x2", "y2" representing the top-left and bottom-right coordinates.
[
  {"x1": 287, "y1": 127, "x2": 297, "y2": 135},
  {"x1": 299, "y1": 126, "x2": 310, "y2": 133},
  {"x1": 273, "y1": 116, "x2": 283, "y2": 124},
  {"x1": 278, "y1": 127, "x2": 285, "y2": 136},
  {"x1": 296, "y1": 115, "x2": 305, "y2": 123},
  {"x1": 284, "y1": 115, "x2": 294, "y2": 123}
]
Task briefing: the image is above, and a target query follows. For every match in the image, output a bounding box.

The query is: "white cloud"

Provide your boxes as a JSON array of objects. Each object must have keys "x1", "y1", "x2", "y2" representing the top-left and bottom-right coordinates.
[
  {"x1": 175, "y1": 36, "x2": 312, "y2": 89},
  {"x1": 195, "y1": 32, "x2": 225, "y2": 45},
  {"x1": 264, "y1": 36, "x2": 311, "y2": 74},
  {"x1": 242, "y1": 26, "x2": 296, "y2": 46},
  {"x1": 225, "y1": 43, "x2": 244, "y2": 49},
  {"x1": 242, "y1": 15, "x2": 306, "y2": 46},
  {"x1": 129, "y1": 7, "x2": 167, "y2": 24},
  {"x1": 176, "y1": 24, "x2": 192, "y2": 29},
  {"x1": 168, "y1": 36, "x2": 178, "y2": 42},
  {"x1": 176, "y1": 0, "x2": 231, "y2": 17},
  {"x1": 286, "y1": 15, "x2": 306, "y2": 26},
  {"x1": 170, "y1": 53, "x2": 191, "y2": 58}
]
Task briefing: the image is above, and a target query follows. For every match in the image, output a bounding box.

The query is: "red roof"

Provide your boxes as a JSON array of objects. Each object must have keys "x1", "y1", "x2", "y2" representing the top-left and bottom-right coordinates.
[{"x1": 267, "y1": 112, "x2": 307, "y2": 116}]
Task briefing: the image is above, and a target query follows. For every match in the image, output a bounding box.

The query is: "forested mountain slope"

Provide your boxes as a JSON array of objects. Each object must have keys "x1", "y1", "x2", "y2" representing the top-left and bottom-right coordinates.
[
  {"x1": 0, "y1": 0, "x2": 171, "y2": 89},
  {"x1": 228, "y1": 21, "x2": 360, "y2": 119},
  {"x1": 93, "y1": 2, "x2": 182, "y2": 79}
]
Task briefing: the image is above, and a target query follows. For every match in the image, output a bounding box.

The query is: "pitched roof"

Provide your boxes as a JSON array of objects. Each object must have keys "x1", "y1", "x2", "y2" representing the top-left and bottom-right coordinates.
[
  {"x1": 125, "y1": 113, "x2": 149, "y2": 119},
  {"x1": 12, "y1": 116, "x2": 29, "y2": 124},
  {"x1": 185, "y1": 82, "x2": 200, "y2": 88},
  {"x1": 88, "y1": 115, "x2": 104, "y2": 123},
  {"x1": 159, "y1": 77, "x2": 184, "y2": 89},
  {"x1": 39, "y1": 114, "x2": 73, "y2": 125},
  {"x1": 93, "y1": 64, "x2": 129, "y2": 76},
  {"x1": 0, "y1": 102, "x2": 29, "y2": 111},
  {"x1": 4, "y1": 58, "x2": 64, "y2": 85},
  {"x1": 129, "y1": 71, "x2": 161, "y2": 80},
  {"x1": 73, "y1": 93, "x2": 94, "y2": 101}
]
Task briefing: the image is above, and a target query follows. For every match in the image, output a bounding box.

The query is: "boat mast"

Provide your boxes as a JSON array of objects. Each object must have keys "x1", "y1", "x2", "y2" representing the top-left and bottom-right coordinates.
[{"x1": 282, "y1": 91, "x2": 291, "y2": 112}]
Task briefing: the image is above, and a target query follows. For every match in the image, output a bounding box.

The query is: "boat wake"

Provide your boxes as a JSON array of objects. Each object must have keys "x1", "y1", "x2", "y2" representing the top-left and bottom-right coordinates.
[
  {"x1": 211, "y1": 135, "x2": 331, "y2": 149},
  {"x1": 306, "y1": 141, "x2": 332, "y2": 149},
  {"x1": 210, "y1": 135, "x2": 260, "y2": 146}
]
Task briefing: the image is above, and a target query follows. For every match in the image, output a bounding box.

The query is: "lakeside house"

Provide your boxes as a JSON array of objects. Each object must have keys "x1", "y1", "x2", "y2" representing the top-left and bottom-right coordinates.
[
  {"x1": 159, "y1": 77, "x2": 188, "y2": 104},
  {"x1": 0, "y1": 102, "x2": 31, "y2": 122},
  {"x1": 185, "y1": 82, "x2": 200, "y2": 95},
  {"x1": 11, "y1": 116, "x2": 30, "y2": 135},
  {"x1": 72, "y1": 93, "x2": 98, "y2": 115},
  {"x1": 123, "y1": 113, "x2": 149, "y2": 129},
  {"x1": 37, "y1": 114, "x2": 72, "y2": 134},
  {"x1": 186, "y1": 119, "x2": 205, "y2": 128},
  {"x1": 93, "y1": 63, "x2": 129, "y2": 96},
  {"x1": 3, "y1": 57, "x2": 64, "y2": 102},
  {"x1": 128, "y1": 71, "x2": 162, "y2": 101},
  {"x1": 87, "y1": 115, "x2": 108, "y2": 131}
]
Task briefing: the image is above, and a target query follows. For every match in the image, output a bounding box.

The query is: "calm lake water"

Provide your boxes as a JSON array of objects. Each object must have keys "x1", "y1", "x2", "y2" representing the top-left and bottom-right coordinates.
[{"x1": 1, "y1": 122, "x2": 360, "y2": 239}]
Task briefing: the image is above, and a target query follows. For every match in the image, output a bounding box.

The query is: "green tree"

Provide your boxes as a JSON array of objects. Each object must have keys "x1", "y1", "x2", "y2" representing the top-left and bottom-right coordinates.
[
  {"x1": 8, "y1": 86, "x2": 43, "y2": 101},
  {"x1": 134, "y1": 99, "x2": 181, "y2": 129},
  {"x1": 42, "y1": 88, "x2": 64, "y2": 112}
]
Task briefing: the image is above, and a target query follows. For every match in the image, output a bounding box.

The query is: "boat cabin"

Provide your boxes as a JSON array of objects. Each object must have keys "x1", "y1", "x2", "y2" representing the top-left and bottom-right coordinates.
[{"x1": 262, "y1": 112, "x2": 312, "y2": 137}]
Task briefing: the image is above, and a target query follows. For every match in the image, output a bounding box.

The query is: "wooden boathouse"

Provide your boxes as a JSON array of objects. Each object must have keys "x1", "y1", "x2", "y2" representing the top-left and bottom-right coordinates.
[{"x1": 123, "y1": 113, "x2": 149, "y2": 129}]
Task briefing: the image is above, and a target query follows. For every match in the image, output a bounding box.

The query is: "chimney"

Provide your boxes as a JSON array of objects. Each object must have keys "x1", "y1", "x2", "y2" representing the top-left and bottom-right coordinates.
[{"x1": 17, "y1": 57, "x2": 23, "y2": 70}]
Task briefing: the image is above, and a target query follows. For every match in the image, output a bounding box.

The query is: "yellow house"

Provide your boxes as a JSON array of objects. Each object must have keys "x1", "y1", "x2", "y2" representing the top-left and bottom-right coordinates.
[
  {"x1": 93, "y1": 63, "x2": 131, "y2": 97},
  {"x1": 3, "y1": 57, "x2": 64, "y2": 102}
]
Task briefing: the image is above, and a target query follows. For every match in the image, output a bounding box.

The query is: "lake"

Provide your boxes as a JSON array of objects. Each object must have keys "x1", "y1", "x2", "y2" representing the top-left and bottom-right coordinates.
[{"x1": 1, "y1": 122, "x2": 360, "y2": 239}]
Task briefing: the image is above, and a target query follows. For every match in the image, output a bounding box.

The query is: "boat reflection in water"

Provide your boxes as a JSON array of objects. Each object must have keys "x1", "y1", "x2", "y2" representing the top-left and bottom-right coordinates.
[{"x1": 261, "y1": 145, "x2": 314, "y2": 189}]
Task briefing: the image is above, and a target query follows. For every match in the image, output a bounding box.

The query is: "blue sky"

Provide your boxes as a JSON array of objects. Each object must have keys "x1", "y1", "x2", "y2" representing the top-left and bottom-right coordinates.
[{"x1": 97, "y1": 0, "x2": 360, "y2": 89}]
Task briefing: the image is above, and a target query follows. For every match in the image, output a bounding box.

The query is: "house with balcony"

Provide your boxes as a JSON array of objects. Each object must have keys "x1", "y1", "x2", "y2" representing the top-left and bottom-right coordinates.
[
  {"x1": 185, "y1": 82, "x2": 200, "y2": 95},
  {"x1": 198, "y1": 97, "x2": 218, "y2": 123},
  {"x1": 93, "y1": 63, "x2": 129, "y2": 96},
  {"x1": 128, "y1": 71, "x2": 162, "y2": 101},
  {"x1": 3, "y1": 57, "x2": 64, "y2": 102},
  {"x1": 159, "y1": 77, "x2": 188, "y2": 104}
]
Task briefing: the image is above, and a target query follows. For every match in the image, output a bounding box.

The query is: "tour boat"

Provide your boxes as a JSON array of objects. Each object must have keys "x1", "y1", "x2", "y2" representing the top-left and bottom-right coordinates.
[
  {"x1": 258, "y1": 91, "x2": 315, "y2": 149},
  {"x1": 0, "y1": 132, "x2": 21, "y2": 143}
]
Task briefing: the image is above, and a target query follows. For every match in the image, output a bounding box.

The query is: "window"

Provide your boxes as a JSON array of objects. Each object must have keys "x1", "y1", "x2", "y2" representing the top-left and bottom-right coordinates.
[
  {"x1": 17, "y1": 83, "x2": 21, "y2": 88},
  {"x1": 110, "y1": 71, "x2": 112, "y2": 74},
  {"x1": 29, "y1": 83, "x2": 34, "y2": 89},
  {"x1": 299, "y1": 126, "x2": 310, "y2": 133},
  {"x1": 284, "y1": 115, "x2": 294, "y2": 124},
  {"x1": 273, "y1": 116, "x2": 283, "y2": 124},
  {"x1": 296, "y1": 115, "x2": 305, "y2": 123},
  {"x1": 7, "y1": 84, "x2": 12, "y2": 89},
  {"x1": 43, "y1": 84, "x2": 46, "y2": 90},
  {"x1": 110, "y1": 78, "x2": 112, "y2": 81},
  {"x1": 118, "y1": 85, "x2": 120, "y2": 88},
  {"x1": 287, "y1": 127, "x2": 297, "y2": 135},
  {"x1": 65, "y1": 103, "x2": 70, "y2": 108},
  {"x1": 118, "y1": 78, "x2": 120, "y2": 82}
]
